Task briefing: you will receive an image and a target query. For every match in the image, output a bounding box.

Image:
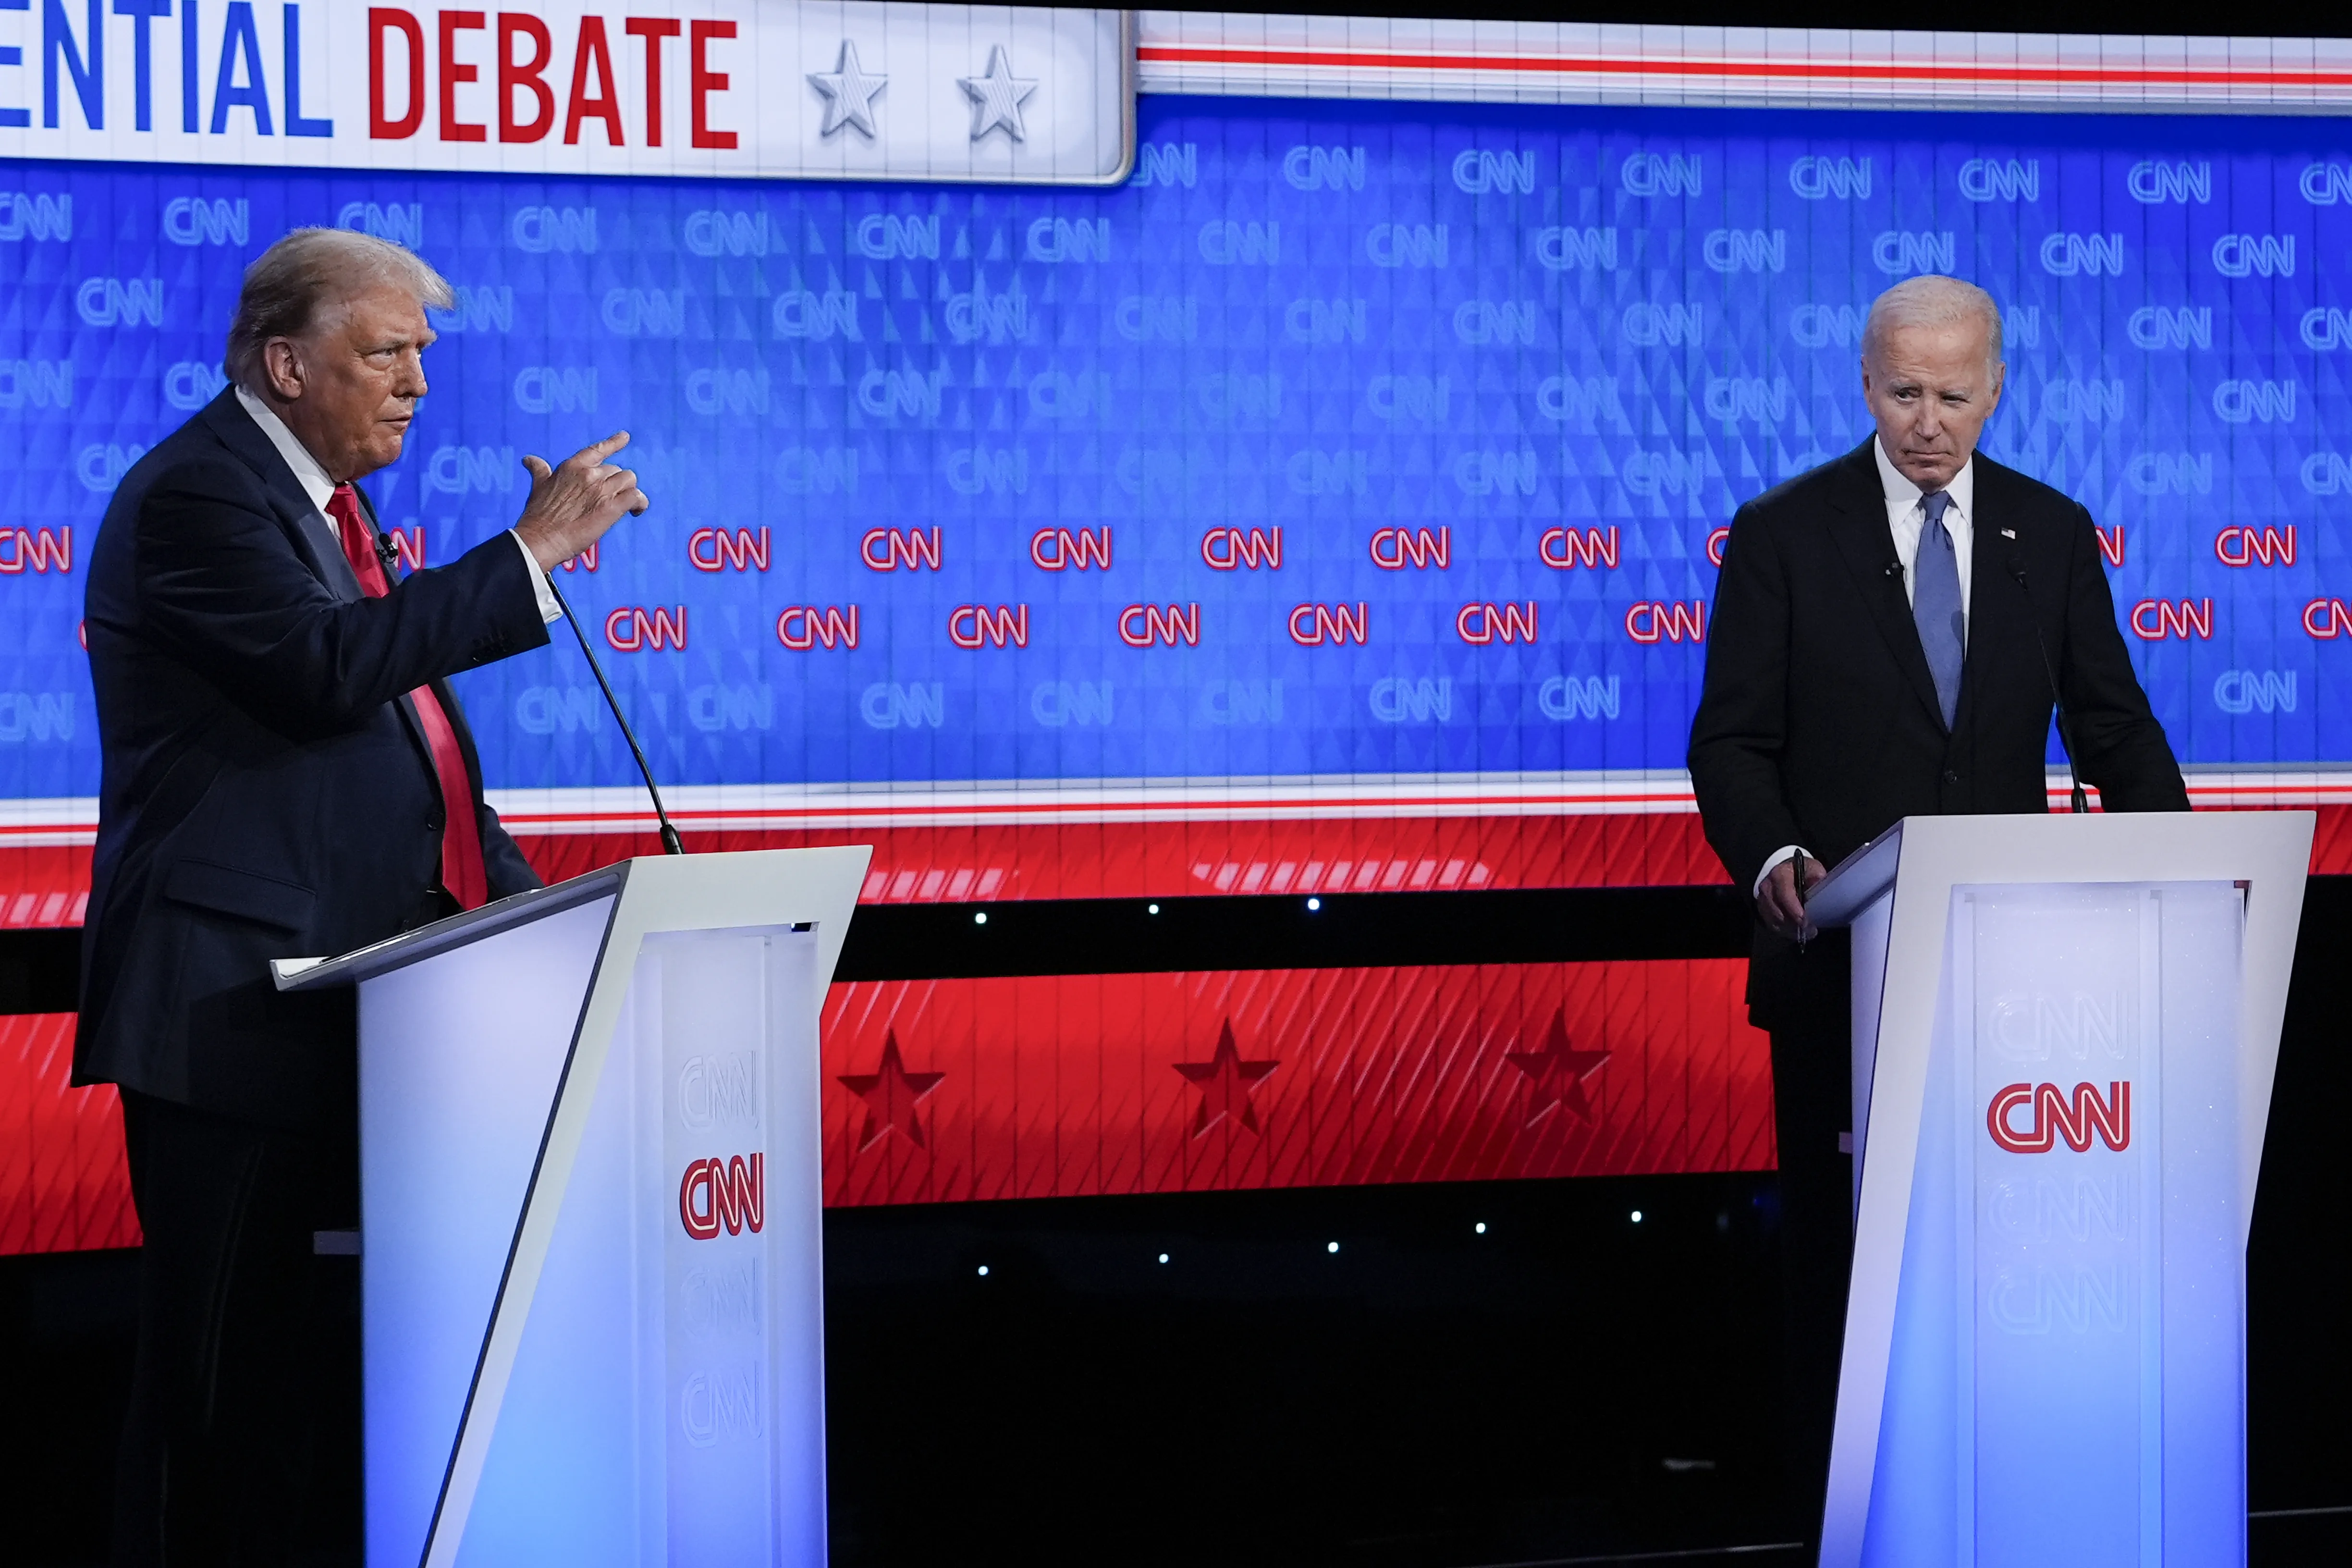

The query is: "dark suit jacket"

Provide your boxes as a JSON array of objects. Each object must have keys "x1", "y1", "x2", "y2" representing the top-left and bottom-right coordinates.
[
  {"x1": 1688, "y1": 439, "x2": 2190, "y2": 1032},
  {"x1": 74, "y1": 390, "x2": 551, "y2": 1127}
]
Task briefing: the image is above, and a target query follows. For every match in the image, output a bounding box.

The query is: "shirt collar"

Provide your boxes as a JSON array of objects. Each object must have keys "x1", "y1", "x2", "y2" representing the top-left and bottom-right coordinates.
[
  {"x1": 1873, "y1": 435, "x2": 1975, "y2": 518},
  {"x1": 233, "y1": 384, "x2": 338, "y2": 515}
]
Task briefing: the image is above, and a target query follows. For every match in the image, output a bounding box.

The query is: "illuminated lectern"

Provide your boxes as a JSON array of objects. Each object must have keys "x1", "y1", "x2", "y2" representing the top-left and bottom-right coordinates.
[
  {"x1": 275, "y1": 847, "x2": 870, "y2": 1568},
  {"x1": 1803, "y1": 812, "x2": 2310, "y2": 1568}
]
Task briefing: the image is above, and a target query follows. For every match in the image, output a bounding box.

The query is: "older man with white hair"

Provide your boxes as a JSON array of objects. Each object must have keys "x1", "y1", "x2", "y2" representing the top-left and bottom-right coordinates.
[
  {"x1": 1688, "y1": 273, "x2": 2188, "y2": 1550},
  {"x1": 76, "y1": 227, "x2": 647, "y2": 1564}
]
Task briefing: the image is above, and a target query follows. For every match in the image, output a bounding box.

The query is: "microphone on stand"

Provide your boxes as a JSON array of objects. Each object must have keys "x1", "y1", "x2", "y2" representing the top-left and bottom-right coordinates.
[
  {"x1": 544, "y1": 573, "x2": 686, "y2": 856},
  {"x1": 2006, "y1": 554, "x2": 2090, "y2": 815}
]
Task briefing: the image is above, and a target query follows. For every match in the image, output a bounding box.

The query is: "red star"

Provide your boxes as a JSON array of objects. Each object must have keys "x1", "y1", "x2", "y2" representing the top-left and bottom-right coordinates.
[
  {"x1": 1504, "y1": 1009, "x2": 1611, "y2": 1127},
  {"x1": 1173, "y1": 1018, "x2": 1278, "y2": 1137},
  {"x1": 836, "y1": 1030, "x2": 945, "y2": 1150}
]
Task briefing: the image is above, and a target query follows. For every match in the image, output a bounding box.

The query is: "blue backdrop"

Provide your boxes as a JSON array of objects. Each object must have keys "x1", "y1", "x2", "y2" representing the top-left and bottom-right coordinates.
[{"x1": 4, "y1": 97, "x2": 2349, "y2": 799}]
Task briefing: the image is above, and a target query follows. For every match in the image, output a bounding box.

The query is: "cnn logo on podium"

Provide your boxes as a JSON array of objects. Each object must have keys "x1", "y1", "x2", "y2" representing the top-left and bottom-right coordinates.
[
  {"x1": 1986, "y1": 1082, "x2": 2132, "y2": 1154},
  {"x1": 678, "y1": 1153, "x2": 766, "y2": 1239}
]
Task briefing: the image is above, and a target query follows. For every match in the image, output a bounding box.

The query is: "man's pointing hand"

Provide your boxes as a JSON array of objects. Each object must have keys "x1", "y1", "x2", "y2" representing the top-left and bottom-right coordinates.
[{"x1": 512, "y1": 431, "x2": 649, "y2": 572}]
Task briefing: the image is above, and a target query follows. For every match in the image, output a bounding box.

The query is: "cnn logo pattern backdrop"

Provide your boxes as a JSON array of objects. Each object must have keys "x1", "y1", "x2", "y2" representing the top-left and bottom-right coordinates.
[{"x1": 5, "y1": 99, "x2": 2352, "y2": 803}]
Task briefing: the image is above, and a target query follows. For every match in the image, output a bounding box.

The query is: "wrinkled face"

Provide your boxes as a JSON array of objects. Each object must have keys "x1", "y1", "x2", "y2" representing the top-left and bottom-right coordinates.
[
  {"x1": 260, "y1": 281, "x2": 434, "y2": 482},
  {"x1": 1861, "y1": 317, "x2": 2004, "y2": 492}
]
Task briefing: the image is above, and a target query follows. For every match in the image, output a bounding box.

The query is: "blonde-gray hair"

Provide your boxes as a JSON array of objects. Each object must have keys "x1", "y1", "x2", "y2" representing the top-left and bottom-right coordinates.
[
  {"x1": 224, "y1": 227, "x2": 453, "y2": 389},
  {"x1": 1862, "y1": 275, "x2": 2004, "y2": 369}
]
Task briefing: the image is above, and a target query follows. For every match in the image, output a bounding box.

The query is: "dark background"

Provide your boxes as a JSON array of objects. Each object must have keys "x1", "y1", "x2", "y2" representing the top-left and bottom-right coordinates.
[{"x1": 3, "y1": 872, "x2": 2348, "y2": 1566}]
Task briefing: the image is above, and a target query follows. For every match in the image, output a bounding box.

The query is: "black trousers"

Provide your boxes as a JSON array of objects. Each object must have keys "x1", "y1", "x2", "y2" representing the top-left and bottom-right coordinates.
[
  {"x1": 1769, "y1": 998, "x2": 1856, "y2": 1555},
  {"x1": 112, "y1": 1090, "x2": 361, "y2": 1568}
]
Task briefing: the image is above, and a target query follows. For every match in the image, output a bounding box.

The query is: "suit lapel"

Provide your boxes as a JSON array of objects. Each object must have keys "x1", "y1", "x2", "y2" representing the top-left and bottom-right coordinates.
[
  {"x1": 1961, "y1": 457, "x2": 2028, "y2": 709},
  {"x1": 201, "y1": 392, "x2": 446, "y2": 783},
  {"x1": 1823, "y1": 440, "x2": 1948, "y2": 730},
  {"x1": 198, "y1": 390, "x2": 365, "y2": 602}
]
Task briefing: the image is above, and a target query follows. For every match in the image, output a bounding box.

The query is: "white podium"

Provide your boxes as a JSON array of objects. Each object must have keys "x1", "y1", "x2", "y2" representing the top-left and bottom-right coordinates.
[
  {"x1": 274, "y1": 847, "x2": 870, "y2": 1568},
  {"x1": 1803, "y1": 812, "x2": 2311, "y2": 1568}
]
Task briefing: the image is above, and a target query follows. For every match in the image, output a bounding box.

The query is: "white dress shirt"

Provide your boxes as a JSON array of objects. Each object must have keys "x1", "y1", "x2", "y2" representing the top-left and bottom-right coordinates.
[
  {"x1": 1750, "y1": 438, "x2": 1982, "y2": 901},
  {"x1": 233, "y1": 385, "x2": 561, "y2": 624},
  {"x1": 1874, "y1": 436, "x2": 1976, "y2": 621}
]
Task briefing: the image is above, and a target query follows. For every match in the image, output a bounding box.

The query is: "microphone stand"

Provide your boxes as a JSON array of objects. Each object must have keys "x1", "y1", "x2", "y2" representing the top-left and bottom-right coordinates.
[
  {"x1": 2007, "y1": 558, "x2": 2090, "y2": 815},
  {"x1": 545, "y1": 574, "x2": 686, "y2": 855}
]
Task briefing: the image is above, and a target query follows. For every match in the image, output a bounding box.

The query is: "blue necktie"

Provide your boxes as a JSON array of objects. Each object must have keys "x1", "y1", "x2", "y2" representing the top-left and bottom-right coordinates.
[{"x1": 1912, "y1": 490, "x2": 1964, "y2": 729}]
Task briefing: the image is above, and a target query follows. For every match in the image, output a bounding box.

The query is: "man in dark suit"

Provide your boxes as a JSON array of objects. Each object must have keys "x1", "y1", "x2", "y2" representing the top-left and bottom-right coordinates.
[
  {"x1": 1686, "y1": 275, "x2": 2188, "y2": 1547},
  {"x1": 77, "y1": 227, "x2": 649, "y2": 1565}
]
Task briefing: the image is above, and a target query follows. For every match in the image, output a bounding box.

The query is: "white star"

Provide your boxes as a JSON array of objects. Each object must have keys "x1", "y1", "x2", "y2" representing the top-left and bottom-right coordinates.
[
  {"x1": 808, "y1": 40, "x2": 885, "y2": 139},
  {"x1": 958, "y1": 45, "x2": 1036, "y2": 144}
]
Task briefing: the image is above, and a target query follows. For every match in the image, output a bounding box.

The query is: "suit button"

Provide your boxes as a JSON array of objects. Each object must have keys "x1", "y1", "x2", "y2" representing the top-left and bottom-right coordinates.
[{"x1": 1943, "y1": 769, "x2": 1961, "y2": 784}]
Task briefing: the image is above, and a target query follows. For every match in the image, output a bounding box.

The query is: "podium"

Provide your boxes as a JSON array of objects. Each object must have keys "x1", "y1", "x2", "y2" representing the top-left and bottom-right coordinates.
[
  {"x1": 1803, "y1": 812, "x2": 2311, "y2": 1568},
  {"x1": 273, "y1": 847, "x2": 870, "y2": 1568}
]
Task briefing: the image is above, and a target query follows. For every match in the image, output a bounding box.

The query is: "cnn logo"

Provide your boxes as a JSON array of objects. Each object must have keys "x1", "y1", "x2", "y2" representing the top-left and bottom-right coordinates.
[
  {"x1": 679, "y1": 1153, "x2": 765, "y2": 1239},
  {"x1": 1986, "y1": 1082, "x2": 2132, "y2": 1154}
]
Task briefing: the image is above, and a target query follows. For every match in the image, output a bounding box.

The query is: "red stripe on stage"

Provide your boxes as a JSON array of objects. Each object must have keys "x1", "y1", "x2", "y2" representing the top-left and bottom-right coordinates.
[
  {"x1": 5, "y1": 804, "x2": 2347, "y2": 921},
  {"x1": 516, "y1": 810, "x2": 1733, "y2": 900},
  {"x1": 820, "y1": 961, "x2": 1776, "y2": 1206},
  {"x1": 0, "y1": 1014, "x2": 139, "y2": 1255},
  {"x1": 1135, "y1": 43, "x2": 2352, "y2": 90}
]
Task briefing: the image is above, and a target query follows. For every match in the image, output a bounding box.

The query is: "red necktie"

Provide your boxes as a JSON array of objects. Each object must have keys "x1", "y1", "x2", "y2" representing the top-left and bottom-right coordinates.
[{"x1": 326, "y1": 483, "x2": 490, "y2": 911}]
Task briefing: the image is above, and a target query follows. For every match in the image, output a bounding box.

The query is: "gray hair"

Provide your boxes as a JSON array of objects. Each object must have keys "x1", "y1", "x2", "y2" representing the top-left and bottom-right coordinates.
[
  {"x1": 1862, "y1": 275, "x2": 2004, "y2": 369},
  {"x1": 224, "y1": 227, "x2": 453, "y2": 390}
]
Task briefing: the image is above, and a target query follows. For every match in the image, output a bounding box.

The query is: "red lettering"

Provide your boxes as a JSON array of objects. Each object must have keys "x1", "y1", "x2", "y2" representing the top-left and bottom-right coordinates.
[
  {"x1": 2094, "y1": 523, "x2": 2125, "y2": 568},
  {"x1": 678, "y1": 1158, "x2": 719, "y2": 1239},
  {"x1": 0, "y1": 527, "x2": 72, "y2": 574},
  {"x1": 1200, "y1": 527, "x2": 1281, "y2": 571},
  {"x1": 1988, "y1": 1082, "x2": 2132, "y2": 1154},
  {"x1": 1031, "y1": 527, "x2": 1112, "y2": 570},
  {"x1": 1288, "y1": 602, "x2": 1369, "y2": 647},
  {"x1": 1537, "y1": 526, "x2": 1619, "y2": 570},
  {"x1": 1986, "y1": 1083, "x2": 2047, "y2": 1153},
  {"x1": 948, "y1": 604, "x2": 1029, "y2": 649},
  {"x1": 777, "y1": 605, "x2": 858, "y2": 650},
  {"x1": 624, "y1": 17, "x2": 681, "y2": 147},
  {"x1": 1625, "y1": 600, "x2": 1706, "y2": 644},
  {"x1": 496, "y1": 12, "x2": 553, "y2": 142},
  {"x1": 559, "y1": 542, "x2": 598, "y2": 573},
  {"x1": 1117, "y1": 603, "x2": 1200, "y2": 648},
  {"x1": 688, "y1": 19, "x2": 737, "y2": 149},
  {"x1": 642, "y1": 606, "x2": 687, "y2": 650},
  {"x1": 713, "y1": 1153, "x2": 763, "y2": 1234},
  {"x1": 1706, "y1": 526, "x2": 1729, "y2": 568},
  {"x1": 438, "y1": 10, "x2": 487, "y2": 142},
  {"x1": 678, "y1": 1153, "x2": 764, "y2": 1239},
  {"x1": 2215, "y1": 525, "x2": 2295, "y2": 568},
  {"x1": 1465, "y1": 601, "x2": 1537, "y2": 643},
  {"x1": 2130, "y1": 598, "x2": 2214, "y2": 640},
  {"x1": 1370, "y1": 526, "x2": 1449, "y2": 570},
  {"x1": 688, "y1": 527, "x2": 769, "y2": 572},
  {"x1": 563, "y1": 16, "x2": 623, "y2": 145},
  {"x1": 369, "y1": 8, "x2": 426, "y2": 138},
  {"x1": 861, "y1": 527, "x2": 941, "y2": 572},
  {"x1": 604, "y1": 606, "x2": 686, "y2": 651},
  {"x1": 2304, "y1": 598, "x2": 2349, "y2": 639}
]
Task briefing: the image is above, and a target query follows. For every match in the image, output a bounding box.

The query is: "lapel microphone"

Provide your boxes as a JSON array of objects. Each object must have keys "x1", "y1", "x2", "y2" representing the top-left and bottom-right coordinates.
[
  {"x1": 373, "y1": 530, "x2": 401, "y2": 576},
  {"x1": 2007, "y1": 553, "x2": 2091, "y2": 814}
]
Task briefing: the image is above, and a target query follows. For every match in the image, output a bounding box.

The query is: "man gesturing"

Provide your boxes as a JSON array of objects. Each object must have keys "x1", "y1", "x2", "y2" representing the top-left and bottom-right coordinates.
[
  {"x1": 76, "y1": 227, "x2": 646, "y2": 1565},
  {"x1": 1687, "y1": 274, "x2": 2188, "y2": 1551}
]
